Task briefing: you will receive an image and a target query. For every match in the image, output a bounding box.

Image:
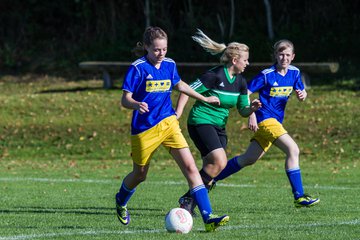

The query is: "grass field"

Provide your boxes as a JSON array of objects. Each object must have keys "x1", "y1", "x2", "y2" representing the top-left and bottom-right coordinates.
[{"x1": 0, "y1": 75, "x2": 359, "y2": 239}]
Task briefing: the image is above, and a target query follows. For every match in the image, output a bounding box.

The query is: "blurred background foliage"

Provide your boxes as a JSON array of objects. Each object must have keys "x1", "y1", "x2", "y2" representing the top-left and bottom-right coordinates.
[{"x1": 0, "y1": 0, "x2": 359, "y2": 79}]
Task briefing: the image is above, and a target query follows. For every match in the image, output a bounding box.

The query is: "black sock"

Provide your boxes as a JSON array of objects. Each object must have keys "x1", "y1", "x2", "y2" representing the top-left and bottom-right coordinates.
[
  {"x1": 199, "y1": 169, "x2": 213, "y2": 190},
  {"x1": 181, "y1": 190, "x2": 191, "y2": 198}
]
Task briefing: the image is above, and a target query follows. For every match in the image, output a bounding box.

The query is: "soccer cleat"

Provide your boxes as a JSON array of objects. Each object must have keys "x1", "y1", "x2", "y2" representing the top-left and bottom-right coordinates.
[
  {"x1": 204, "y1": 214, "x2": 230, "y2": 232},
  {"x1": 294, "y1": 194, "x2": 320, "y2": 208},
  {"x1": 116, "y1": 204, "x2": 130, "y2": 225},
  {"x1": 115, "y1": 194, "x2": 130, "y2": 225},
  {"x1": 178, "y1": 196, "x2": 197, "y2": 216}
]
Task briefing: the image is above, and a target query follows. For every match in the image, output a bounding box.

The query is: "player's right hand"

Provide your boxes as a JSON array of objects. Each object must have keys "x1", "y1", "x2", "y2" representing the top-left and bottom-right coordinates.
[
  {"x1": 206, "y1": 96, "x2": 220, "y2": 106},
  {"x1": 138, "y1": 102, "x2": 149, "y2": 114},
  {"x1": 248, "y1": 113, "x2": 258, "y2": 132}
]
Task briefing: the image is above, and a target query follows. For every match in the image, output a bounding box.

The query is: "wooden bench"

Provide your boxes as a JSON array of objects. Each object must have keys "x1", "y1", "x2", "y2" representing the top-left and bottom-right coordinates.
[{"x1": 79, "y1": 61, "x2": 339, "y2": 89}]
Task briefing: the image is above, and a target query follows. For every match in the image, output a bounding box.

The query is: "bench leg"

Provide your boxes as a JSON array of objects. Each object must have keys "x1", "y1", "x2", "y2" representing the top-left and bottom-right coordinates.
[
  {"x1": 301, "y1": 72, "x2": 311, "y2": 89},
  {"x1": 102, "y1": 70, "x2": 113, "y2": 89}
]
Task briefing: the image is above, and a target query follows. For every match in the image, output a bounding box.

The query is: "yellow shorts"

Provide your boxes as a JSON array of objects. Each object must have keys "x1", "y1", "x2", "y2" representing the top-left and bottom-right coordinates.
[
  {"x1": 252, "y1": 118, "x2": 287, "y2": 152},
  {"x1": 130, "y1": 115, "x2": 188, "y2": 166}
]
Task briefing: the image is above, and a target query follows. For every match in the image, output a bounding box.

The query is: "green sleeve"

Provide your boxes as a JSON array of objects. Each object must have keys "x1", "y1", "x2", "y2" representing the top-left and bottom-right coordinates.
[{"x1": 237, "y1": 94, "x2": 251, "y2": 117}]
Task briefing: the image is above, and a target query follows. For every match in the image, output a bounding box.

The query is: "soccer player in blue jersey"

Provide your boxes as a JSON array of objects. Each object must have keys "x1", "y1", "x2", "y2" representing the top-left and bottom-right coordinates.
[
  {"x1": 213, "y1": 39, "x2": 320, "y2": 207},
  {"x1": 115, "y1": 26, "x2": 229, "y2": 232},
  {"x1": 175, "y1": 29, "x2": 262, "y2": 215}
]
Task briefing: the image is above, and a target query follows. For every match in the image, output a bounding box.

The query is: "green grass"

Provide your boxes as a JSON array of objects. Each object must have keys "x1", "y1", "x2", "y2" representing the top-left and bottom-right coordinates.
[{"x1": 0, "y1": 75, "x2": 359, "y2": 239}]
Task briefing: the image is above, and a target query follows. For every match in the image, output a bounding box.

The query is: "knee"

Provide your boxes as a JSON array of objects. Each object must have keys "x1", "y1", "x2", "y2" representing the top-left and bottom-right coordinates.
[
  {"x1": 219, "y1": 160, "x2": 228, "y2": 171},
  {"x1": 183, "y1": 163, "x2": 199, "y2": 176},
  {"x1": 206, "y1": 150, "x2": 228, "y2": 172},
  {"x1": 137, "y1": 174, "x2": 147, "y2": 183},
  {"x1": 133, "y1": 170, "x2": 147, "y2": 183},
  {"x1": 288, "y1": 145, "x2": 300, "y2": 158}
]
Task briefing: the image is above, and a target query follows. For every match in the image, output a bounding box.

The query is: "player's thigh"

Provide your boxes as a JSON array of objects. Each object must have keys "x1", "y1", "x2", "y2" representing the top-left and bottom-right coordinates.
[
  {"x1": 274, "y1": 134, "x2": 299, "y2": 156},
  {"x1": 240, "y1": 140, "x2": 265, "y2": 164},
  {"x1": 170, "y1": 147, "x2": 202, "y2": 187},
  {"x1": 188, "y1": 124, "x2": 227, "y2": 157},
  {"x1": 170, "y1": 147, "x2": 197, "y2": 171}
]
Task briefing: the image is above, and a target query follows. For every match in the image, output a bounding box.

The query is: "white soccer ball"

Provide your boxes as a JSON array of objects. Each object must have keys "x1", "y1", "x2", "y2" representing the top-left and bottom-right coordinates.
[{"x1": 165, "y1": 208, "x2": 193, "y2": 234}]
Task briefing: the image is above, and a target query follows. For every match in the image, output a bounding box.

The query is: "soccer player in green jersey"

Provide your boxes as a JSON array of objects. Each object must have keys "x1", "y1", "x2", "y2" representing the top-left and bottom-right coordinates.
[{"x1": 175, "y1": 29, "x2": 261, "y2": 214}]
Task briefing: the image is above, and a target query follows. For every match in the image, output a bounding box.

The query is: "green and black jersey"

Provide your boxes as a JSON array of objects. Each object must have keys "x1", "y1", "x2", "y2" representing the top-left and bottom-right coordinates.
[{"x1": 188, "y1": 65, "x2": 250, "y2": 128}]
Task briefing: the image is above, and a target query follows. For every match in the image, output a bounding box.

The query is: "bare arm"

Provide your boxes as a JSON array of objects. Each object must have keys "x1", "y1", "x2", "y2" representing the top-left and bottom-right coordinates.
[
  {"x1": 121, "y1": 91, "x2": 149, "y2": 114},
  {"x1": 175, "y1": 93, "x2": 189, "y2": 119},
  {"x1": 248, "y1": 112, "x2": 259, "y2": 132},
  {"x1": 174, "y1": 80, "x2": 220, "y2": 105},
  {"x1": 246, "y1": 90, "x2": 259, "y2": 132},
  {"x1": 237, "y1": 96, "x2": 262, "y2": 117}
]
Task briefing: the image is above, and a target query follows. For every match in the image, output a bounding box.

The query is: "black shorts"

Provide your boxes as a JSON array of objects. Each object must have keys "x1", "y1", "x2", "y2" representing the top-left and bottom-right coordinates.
[{"x1": 188, "y1": 124, "x2": 227, "y2": 157}]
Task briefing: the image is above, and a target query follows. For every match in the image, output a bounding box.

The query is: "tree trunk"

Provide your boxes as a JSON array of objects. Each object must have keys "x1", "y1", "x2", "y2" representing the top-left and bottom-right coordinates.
[
  {"x1": 229, "y1": 0, "x2": 235, "y2": 39},
  {"x1": 263, "y1": 0, "x2": 274, "y2": 40},
  {"x1": 144, "y1": 0, "x2": 151, "y2": 28}
]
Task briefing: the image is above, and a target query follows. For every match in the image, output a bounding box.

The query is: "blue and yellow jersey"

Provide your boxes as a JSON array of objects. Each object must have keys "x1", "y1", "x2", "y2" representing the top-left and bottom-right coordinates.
[
  {"x1": 248, "y1": 64, "x2": 305, "y2": 124},
  {"x1": 122, "y1": 56, "x2": 180, "y2": 135},
  {"x1": 188, "y1": 66, "x2": 249, "y2": 128}
]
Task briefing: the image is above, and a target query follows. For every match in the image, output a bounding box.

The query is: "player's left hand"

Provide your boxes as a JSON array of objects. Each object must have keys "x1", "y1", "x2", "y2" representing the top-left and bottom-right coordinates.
[
  {"x1": 295, "y1": 89, "x2": 307, "y2": 101},
  {"x1": 250, "y1": 99, "x2": 262, "y2": 111}
]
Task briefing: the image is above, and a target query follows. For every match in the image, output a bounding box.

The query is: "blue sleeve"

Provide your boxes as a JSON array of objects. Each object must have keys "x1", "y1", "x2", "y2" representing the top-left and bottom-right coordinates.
[
  {"x1": 172, "y1": 62, "x2": 181, "y2": 86},
  {"x1": 294, "y1": 72, "x2": 305, "y2": 90},
  {"x1": 248, "y1": 73, "x2": 266, "y2": 93},
  {"x1": 122, "y1": 65, "x2": 140, "y2": 93}
]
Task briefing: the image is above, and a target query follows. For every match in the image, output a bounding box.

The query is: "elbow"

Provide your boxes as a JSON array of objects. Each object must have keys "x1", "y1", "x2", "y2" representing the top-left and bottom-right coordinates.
[
  {"x1": 120, "y1": 98, "x2": 126, "y2": 108},
  {"x1": 121, "y1": 96, "x2": 130, "y2": 109},
  {"x1": 240, "y1": 112, "x2": 251, "y2": 118},
  {"x1": 238, "y1": 111, "x2": 247, "y2": 117},
  {"x1": 238, "y1": 107, "x2": 252, "y2": 117}
]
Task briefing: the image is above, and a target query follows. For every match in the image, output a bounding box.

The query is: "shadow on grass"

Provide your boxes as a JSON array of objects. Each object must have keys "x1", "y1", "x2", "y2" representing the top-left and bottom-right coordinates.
[
  {"x1": 0, "y1": 206, "x2": 163, "y2": 217},
  {"x1": 305, "y1": 75, "x2": 360, "y2": 91},
  {"x1": 36, "y1": 86, "x2": 121, "y2": 94}
]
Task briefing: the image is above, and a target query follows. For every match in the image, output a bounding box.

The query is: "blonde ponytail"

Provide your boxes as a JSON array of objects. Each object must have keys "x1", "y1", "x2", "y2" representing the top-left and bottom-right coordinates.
[
  {"x1": 192, "y1": 29, "x2": 227, "y2": 55},
  {"x1": 193, "y1": 29, "x2": 249, "y2": 64}
]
